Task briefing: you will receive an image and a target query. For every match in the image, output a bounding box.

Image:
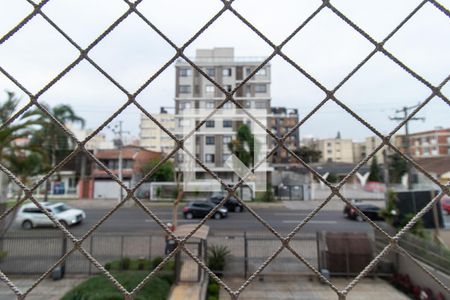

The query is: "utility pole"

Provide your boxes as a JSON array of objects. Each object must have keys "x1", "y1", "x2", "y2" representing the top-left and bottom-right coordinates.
[
  {"x1": 108, "y1": 121, "x2": 129, "y2": 203},
  {"x1": 389, "y1": 104, "x2": 425, "y2": 190}
]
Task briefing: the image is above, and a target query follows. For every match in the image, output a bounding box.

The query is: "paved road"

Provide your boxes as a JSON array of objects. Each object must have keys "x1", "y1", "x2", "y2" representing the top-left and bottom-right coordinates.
[{"x1": 9, "y1": 206, "x2": 375, "y2": 237}]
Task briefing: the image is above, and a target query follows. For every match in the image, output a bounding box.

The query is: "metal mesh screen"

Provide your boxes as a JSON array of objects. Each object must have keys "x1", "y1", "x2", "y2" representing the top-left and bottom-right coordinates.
[{"x1": 0, "y1": 0, "x2": 449, "y2": 299}]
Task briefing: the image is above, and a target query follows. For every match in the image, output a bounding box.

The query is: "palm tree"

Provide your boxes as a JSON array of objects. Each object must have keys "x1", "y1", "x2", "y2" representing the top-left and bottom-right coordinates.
[
  {"x1": 0, "y1": 91, "x2": 44, "y2": 236},
  {"x1": 23, "y1": 103, "x2": 85, "y2": 200},
  {"x1": 0, "y1": 91, "x2": 37, "y2": 202}
]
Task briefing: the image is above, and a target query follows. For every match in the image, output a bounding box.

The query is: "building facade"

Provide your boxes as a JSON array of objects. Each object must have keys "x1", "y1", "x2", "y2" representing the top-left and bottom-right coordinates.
[
  {"x1": 139, "y1": 107, "x2": 175, "y2": 154},
  {"x1": 394, "y1": 128, "x2": 450, "y2": 158},
  {"x1": 174, "y1": 47, "x2": 271, "y2": 193},
  {"x1": 90, "y1": 146, "x2": 161, "y2": 199},
  {"x1": 316, "y1": 134, "x2": 354, "y2": 163},
  {"x1": 353, "y1": 136, "x2": 387, "y2": 164},
  {"x1": 269, "y1": 107, "x2": 300, "y2": 164}
]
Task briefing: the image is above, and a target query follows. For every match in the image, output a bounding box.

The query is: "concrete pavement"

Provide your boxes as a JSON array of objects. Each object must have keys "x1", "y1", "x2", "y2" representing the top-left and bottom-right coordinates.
[
  {"x1": 0, "y1": 277, "x2": 85, "y2": 300},
  {"x1": 219, "y1": 277, "x2": 409, "y2": 300}
]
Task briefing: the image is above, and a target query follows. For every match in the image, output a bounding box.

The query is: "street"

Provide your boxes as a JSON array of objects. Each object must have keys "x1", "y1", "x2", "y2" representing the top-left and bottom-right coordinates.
[{"x1": 9, "y1": 206, "x2": 375, "y2": 237}]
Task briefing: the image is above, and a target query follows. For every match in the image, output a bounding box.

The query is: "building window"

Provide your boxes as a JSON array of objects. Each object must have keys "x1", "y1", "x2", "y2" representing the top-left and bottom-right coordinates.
[
  {"x1": 205, "y1": 85, "x2": 215, "y2": 94},
  {"x1": 179, "y1": 85, "x2": 191, "y2": 93},
  {"x1": 256, "y1": 68, "x2": 267, "y2": 76},
  {"x1": 245, "y1": 67, "x2": 252, "y2": 76},
  {"x1": 206, "y1": 68, "x2": 215, "y2": 77},
  {"x1": 222, "y1": 68, "x2": 232, "y2": 77},
  {"x1": 245, "y1": 85, "x2": 251, "y2": 96},
  {"x1": 255, "y1": 101, "x2": 267, "y2": 109},
  {"x1": 179, "y1": 102, "x2": 191, "y2": 110},
  {"x1": 206, "y1": 101, "x2": 215, "y2": 109},
  {"x1": 205, "y1": 120, "x2": 215, "y2": 128},
  {"x1": 254, "y1": 84, "x2": 267, "y2": 93},
  {"x1": 205, "y1": 136, "x2": 215, "y2": 145},
  {"x1": 223, "y1": 153, "x2": 231, "y2": 163},
  {"x1": 224, "y1": 102, "x2": 234, "y2": 109},
  {"x1": 223, "y1": 136, "x2": 232, "y2": 144},
  {"x1": 205, "y1": 154, "x2": 215, "y2": 163},
  {"x1": 178, "y1": 119, "x2": 191, "y2": 127},
  {"x1": 179, "y1": 68, "x2": 192, "y2": 77},
  {"x1": 223, "y1": 120, "x2": 232, "y2": 128},
  {"x1": 223, "y1": 84, "x2": 232, "y2": 92}
]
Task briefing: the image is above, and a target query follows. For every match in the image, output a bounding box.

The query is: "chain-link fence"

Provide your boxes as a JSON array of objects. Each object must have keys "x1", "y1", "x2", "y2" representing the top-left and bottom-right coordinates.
[{"x1": 0, "y1": 0, "x2": 449, "y2": 299}]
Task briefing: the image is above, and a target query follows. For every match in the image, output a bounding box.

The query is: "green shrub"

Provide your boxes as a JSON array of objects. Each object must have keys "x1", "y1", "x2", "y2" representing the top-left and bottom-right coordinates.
[
  {"x1": 0, "y1": 251, "x2": 8, "y2": 261},
  {"x1": 208, "y1": 245, "x2": 230, "y2": 272},
  {"x1": 104, "y1": 263, "x2": 111, "y2": 271},
  {"x1": 255, "y1": 186, "x2": 275, "y2": 202},
  {"x1": 207, "y1": 296, "x2": 218, "y2": 300},
  {"x1": 61, "y1": 272, "x2": 170, "y2": 300},
  {"x1": 152, "y1": 256, "x2": 164, "y2": 269},
  {"x1": 120, "y1": 257, "x2": 131, "y2": 270},
  {"x1": 137, "y1": 259, "x2": 145, "y2": 271},
  {"x1": 208, "y1": 283, "x2": 219, "y2": 294}
]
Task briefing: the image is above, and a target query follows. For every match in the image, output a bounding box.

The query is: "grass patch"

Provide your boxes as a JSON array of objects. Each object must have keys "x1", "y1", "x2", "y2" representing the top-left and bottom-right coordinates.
[
  {"x1": 61, "y1": 272, "x2": 170, "y2": 300},
  {"x1": 62, "y1": 257, "x2": 176, "y2": 300}
]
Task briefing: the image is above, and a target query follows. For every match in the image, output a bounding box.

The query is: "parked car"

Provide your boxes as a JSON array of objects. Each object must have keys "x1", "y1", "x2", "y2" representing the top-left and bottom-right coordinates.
[
  {"x1": 442, "y1": 196, "x2": 450, "y2": 215},
  {"x1": 16, "y1": 202, "x2": 86, "y2": 229},
  {"x1": 344, "y1": 203, "x2": 384, "y2": 221},
  {"x1": 182, "y1": 201, "x2": 228, "y2": 220},
  {"x1": 208, "y1": 192, "x2": 244, "y2": 212}
]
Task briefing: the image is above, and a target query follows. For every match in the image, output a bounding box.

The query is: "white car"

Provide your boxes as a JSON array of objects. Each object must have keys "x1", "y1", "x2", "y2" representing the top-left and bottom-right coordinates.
[{"x1": 16, "y1": 202, "x2": 86, "y2": 229}]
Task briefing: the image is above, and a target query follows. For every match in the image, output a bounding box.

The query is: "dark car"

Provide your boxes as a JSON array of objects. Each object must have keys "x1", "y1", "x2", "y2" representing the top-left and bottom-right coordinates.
[
  {"x1": 208, "y1": 192, "x2": 244, "y2": 213},
  {"x1": 344, "y1": 203, "x2": 384, "y2": 221},
  {"x1": 182, "y1": 201, "x2": 228, "y2": 220}
]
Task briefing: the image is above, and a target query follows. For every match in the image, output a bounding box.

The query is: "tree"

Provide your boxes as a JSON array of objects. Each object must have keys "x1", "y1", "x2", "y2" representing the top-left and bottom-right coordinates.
[
  {"x1": 293, "y1": 146, "x2": 321, "y2": 163},
  {"x1": 25, "y1": 103, "x2": 85, "y2": 164},
  {"x1": 327, "y1": 172, "x2": 339, "y2": 183},
  {"x1": 24, "y1": 103, "x2": 85, "y2": 199},
  {"x1": 227, "y1": 124, "x2": 256, "y2": 167},
  {"x1": 0, "y1": 91, "x2": 38, "y2": 202},
  {"x1": 0, "y1": 92, "x2": 45, "y2": 236},
  {"x1": 388, "y1": 153, "x2": 408, "y2": 183},
  {"x1": 141, "y1": 159, "x2": 174, "y2": 182},
  {"x1": 368, "y1": 156, "x2": 381, "y2": 182}
]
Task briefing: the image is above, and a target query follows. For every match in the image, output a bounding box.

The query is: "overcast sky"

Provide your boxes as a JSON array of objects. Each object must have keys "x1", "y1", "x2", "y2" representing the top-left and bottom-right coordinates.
[{"x1": 0, "y1": 0, "x2": 449, "y2": 142}]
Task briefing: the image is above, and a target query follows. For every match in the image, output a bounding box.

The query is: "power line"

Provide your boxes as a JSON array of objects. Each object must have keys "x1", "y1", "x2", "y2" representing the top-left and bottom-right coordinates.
[{"x1": 389, "y1": 103, "x2": 425, "y2": 190}]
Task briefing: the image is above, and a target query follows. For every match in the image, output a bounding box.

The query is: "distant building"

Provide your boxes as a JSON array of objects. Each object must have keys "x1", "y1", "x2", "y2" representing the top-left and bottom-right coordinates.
[
  {"x1": 174, "y1": 47, "x2": 271, "y2": 194},
  {"x1": 412, "y1": 156, "x2": 450, "y2": 188},
  {"x1": 353, "y1": 136, "x2": 387, "y2": 164},
  {"x1": 90, "y1": 146, "x2": 161, "y2": 199},
  {"x1": 316, "y1": 132, "x2": 354, "y2": 163},
  {"x1": 68, "y1": 124, "x2": 114, "y2": 150},
  {"x1": 139, "y1": 107, "x2": 175, "y2": 154},
  {"x1": 394, "y1": 128, "x2": 450, "y2": 158},
  {"x1": 269, "y1": 107, "x2": 299, "y2": 164}
]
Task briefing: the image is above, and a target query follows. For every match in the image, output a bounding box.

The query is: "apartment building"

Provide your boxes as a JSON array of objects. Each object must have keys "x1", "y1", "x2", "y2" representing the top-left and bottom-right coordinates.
[
  {"x1": 139, "y1": 107, "x2": 175, "y2": 154},
  {"x1": 353, "y1": 136, "x2": 387, "y2": 164},
  {"x1": 394, "y1": 128, "x2": 450, "y2": 158},
  {"x1": 316, "y1": 133, "x2": 354, "y2": 163},
  {"x1": 174, "y1": 47, "x2": 271, "y2": 189},
  {"x1": 270, "y1": 107, "x2": 300, "y2": 164}
]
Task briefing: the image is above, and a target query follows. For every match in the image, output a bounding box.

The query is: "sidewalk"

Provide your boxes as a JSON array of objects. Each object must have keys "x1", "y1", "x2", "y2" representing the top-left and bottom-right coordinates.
[
  {"x1": 219, "y1": 277, "x2": 408, "y2": 300},
  {"x1": 0, "y1": 277, "x2": 85, "y2": 300}
]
